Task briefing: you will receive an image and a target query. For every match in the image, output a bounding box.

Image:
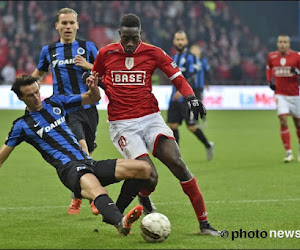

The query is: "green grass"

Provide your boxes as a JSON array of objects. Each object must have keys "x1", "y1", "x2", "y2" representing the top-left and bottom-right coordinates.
[{"x1": 0, "y1": 110, "x2": 300, "y2": 249}]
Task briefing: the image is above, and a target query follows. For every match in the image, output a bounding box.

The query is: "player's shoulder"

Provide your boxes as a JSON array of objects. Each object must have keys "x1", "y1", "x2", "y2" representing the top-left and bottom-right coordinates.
[
  {"x1": 268, "y1": 51, "x2": 278, "y2": 56},
  {"x1": 140, "y1": 42, "x2": 167, "y2": 55},
  {"x1": 289, "y1": 50, "x2": 300, "y2": 56},
  {"x1": 44, "y1": 95, "x2": 62, "y2": 106},
  {"x1": 11, "y1": 114, "x2": 27, "y2": 129},
  {"x1": 77, "y1": 39, "x2": 96, "y2": 47},
  {"x1": 268, "y1": 51, "x2": 279, "y2": 59},
  {"x1": 98, "y1": 42, "x2": 120, "y2": 55}
]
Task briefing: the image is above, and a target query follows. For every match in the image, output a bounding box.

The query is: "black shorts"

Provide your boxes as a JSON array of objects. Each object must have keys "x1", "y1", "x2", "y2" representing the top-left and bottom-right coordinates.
[
  {"x1": 167, "y1": 101, "x2": 197, "y2": 126},
  {"x1": 57, "y1": 159, "x2": 119, "y2": 198},
  {"x1": 66, "y1": 106, "x2": 99, "y2": 152}
]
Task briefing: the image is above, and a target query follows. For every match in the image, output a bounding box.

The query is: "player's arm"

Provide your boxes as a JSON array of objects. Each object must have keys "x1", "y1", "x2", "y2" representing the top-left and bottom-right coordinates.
[
  {"x1": 32, "y1": 46, "x2": 51, "y2": 85},
  {"x1": 0, "y1": 145, "x2": 15, "y2": 168},
  {"x1": 32, "y1": 69, "x2": 46, "y2": 85},
  {"x1": 81, "y1": 71, "x2": 101, "y2": 106},
  {"x1": 266, "y1": 53, "x2": 275, "y2": 90},
  {"x1": 74, "y1": 55, "x2": 94, "y2": 70}
]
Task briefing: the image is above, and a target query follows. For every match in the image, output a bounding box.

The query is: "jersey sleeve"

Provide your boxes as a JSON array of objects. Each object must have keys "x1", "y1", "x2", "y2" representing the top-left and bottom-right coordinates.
[
  {"x1": 156, "y1": 48, "x2": 194, "y2": 98},
  {"x1": 266, "y1": 53, "x2": 273, "y2": 82},
  {"x1": 37, "y1": 45, "x2": 50, "y2": 72},
  {"x1": 51, "y1": 95, "x2": 82, "y2": 114},
  {"x1": 87, "y1": 41, "x2": 99, "y2": 64},
  {"x1": 5, "y1": 120, "x2": 26, "y2": 147},
  {"x1": 92, "y1": 48, "x2": 105, "y2": 78}
]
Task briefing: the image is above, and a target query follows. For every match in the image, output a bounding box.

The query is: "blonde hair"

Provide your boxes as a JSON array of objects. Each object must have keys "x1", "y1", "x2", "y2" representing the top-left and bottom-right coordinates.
[{"x1": 56, "y1": 8, "x2": 78, "y2": 22}]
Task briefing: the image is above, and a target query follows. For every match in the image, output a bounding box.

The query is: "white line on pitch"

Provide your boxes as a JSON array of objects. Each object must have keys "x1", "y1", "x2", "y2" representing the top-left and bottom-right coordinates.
[{"x1": 1, "y1": 198, "x2": 300, "y2": 211}]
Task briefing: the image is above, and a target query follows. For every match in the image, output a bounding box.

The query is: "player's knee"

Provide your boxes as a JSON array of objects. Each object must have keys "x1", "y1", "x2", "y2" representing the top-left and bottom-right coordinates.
[
  {"x1": 139, "y1": 161, "x2": 152, "y2": 179},
  {"x1": 149, "y1": 173, "x2": 158, "y2": 191},
  {"x1": 187, "y1": 125, "x2": 197, "y2": 132}
]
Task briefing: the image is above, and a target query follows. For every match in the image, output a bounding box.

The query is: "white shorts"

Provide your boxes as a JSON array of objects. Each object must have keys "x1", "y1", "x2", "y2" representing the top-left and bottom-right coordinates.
[
  {"x1": 275, "y1": 94, "x2": 300, "y2": 118},
  {"x1": 109, "y1": 112, "x2": 175, "y2": 159}
]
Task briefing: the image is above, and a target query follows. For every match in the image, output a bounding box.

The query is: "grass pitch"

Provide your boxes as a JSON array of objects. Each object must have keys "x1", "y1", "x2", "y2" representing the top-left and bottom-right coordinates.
[{"x1": 0, "y1": 109, "x2": 299, "y2": 249}]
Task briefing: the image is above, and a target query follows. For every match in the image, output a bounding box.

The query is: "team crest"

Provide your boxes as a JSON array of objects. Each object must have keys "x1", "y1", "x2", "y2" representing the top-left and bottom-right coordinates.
[
  {"x1": 125, "y1": 57, "x2": 134, "y2": 70},
  {"x1": 53, "y1": 107, "x2": 61, "y2": 115},
  {"x1": 77, "y1": 47, "x2": 85, "y2": 55},
  {"x1": 280, "y1": 58, "x2": 286, "y2": 66}
]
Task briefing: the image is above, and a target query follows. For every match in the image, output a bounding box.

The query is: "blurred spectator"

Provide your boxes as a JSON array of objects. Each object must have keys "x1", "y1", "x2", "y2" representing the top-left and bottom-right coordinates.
[
  {"x1": 0, "y1": 0, "x2": 268, "y2": 85},
  {"x1": 1, "y1": 61, "x2": 16, "y2": 84}
]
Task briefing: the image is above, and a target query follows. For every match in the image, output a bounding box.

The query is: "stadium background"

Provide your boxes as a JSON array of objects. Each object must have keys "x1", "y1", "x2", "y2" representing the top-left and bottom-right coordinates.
[
  {"x1": 0, "y1": 0, "x2": 299, "y2": 86},
  {"x1": 1, "y1": 1, "x2": 300, "y2": 249}
]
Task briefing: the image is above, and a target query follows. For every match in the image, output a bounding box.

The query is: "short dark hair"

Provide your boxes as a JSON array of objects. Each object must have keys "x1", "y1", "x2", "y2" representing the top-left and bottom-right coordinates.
[
  {"x1": 11, "y1": 75, "x2": 39, "y2": 98},
  {"x1": 120, "y1": 13, "x2": 141, "y2": 29}
]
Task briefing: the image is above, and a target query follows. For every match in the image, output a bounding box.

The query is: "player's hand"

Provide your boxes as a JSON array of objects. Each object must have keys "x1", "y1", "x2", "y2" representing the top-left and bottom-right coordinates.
[
  {"x1": 84, "y1": 71, "x2": 99, "y2": 89},
  {"x1": 75, "y1": 55, "x2": 89, "y2": 70},
  {"x1": 268, "y1": 81, "x2": 276, "y2": 91},
  {"x1": 186, "y1": 95, "x2": 206, "y2": 120},
  {"x1": 291, "y1": 67, "x2": 300, "y2": 76}
]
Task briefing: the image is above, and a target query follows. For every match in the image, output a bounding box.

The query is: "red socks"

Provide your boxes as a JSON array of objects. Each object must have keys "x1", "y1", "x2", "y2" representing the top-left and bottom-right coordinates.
[
  {"x1": 180, "y1": 176, "x2": 208, "y2": 222},
  {"x1": 280, "y1": 127, "x2": 291, "y2": 150}
]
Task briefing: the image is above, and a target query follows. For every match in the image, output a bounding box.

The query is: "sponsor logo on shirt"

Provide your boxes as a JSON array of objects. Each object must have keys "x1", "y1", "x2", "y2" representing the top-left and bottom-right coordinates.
[
  {"x1": 111, "y1": 71, "x2": 146, "y2": 85},
  {"x1": 273, "y1": 66, "x2": 293, "y2": 77},
  {"x1": 36, "y1": 116, "x2": 66, "y2": 138},
  {"x1": 52, "y1": 58, "x2": 75, "y2": 68}
]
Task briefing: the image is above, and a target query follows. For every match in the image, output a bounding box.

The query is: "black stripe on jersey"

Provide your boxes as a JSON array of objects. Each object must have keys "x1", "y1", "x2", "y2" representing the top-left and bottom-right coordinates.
[
  {"x1": 77, "y1": 39, "x2": 89, "y2": 76},
  {"x1": 23, "y1": 114, "x2": 63, "y2": 163},
  {"x1": 64, "y1": 44, "x2": 80, "y2": 94},
  {"x1": 42, "y1": 100, "x2": 86, "y2": 159},
  {"x1": 46, "y1": 97, "x2": 81, "y2": 113},
  {"x1": 77, "y1": 39, "x2": 87, "y2": 60},
  {"x1": 40, "y1": 49, "x2": 50, "y2": 72},
  {"x1": 49, "y1": 41, "x2": 65, "y2": 94}
]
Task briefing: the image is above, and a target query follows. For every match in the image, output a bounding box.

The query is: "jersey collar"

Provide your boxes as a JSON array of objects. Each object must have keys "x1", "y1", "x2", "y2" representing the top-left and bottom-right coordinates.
[{"x1": 119, "y1": 39, "x2": 142, "y2": 54}]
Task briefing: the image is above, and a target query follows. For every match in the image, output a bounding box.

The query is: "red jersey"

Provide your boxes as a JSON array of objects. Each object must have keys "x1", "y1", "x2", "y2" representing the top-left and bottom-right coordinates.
[
  {"x1": 92, "y1": 41, "x2": 194, "y2": 121},
  {"x1": 266, "y1": 49, "x2": 300, "y2": 96}
]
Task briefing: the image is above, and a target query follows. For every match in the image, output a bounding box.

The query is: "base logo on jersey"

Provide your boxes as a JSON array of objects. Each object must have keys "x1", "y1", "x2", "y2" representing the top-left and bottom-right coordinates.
[
  {"x1": 125, "y1": 57, "x2": 134, "y2": 70},
  {"x1": 111, "y1": 71, "x2": 146, "y2": 85},
  {"x1": 274, "y1": 66, "x2": 293, "y2": 77},
  {"x1": 280, "y1": 58, "x2": 286, "y2": 66}
]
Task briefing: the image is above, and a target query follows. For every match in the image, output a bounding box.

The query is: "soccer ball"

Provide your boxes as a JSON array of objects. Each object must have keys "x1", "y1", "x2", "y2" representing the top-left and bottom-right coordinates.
[{"x1": 140, "y1": 212, "x2": 171, "y2": 243}]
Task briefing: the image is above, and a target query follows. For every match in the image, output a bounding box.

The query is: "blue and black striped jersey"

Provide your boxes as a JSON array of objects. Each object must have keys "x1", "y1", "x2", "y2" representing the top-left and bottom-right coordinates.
[
  {"x1": 5, "y1": 94, "x2": 90, "y2": 169},
  {"x1": 37, "y1": 39, "x2": 98, "y2": 108},
  {"x1": 194, "y1": 57, "x2": 210, "y2": 89},
  {"x1": 170, "y1": 51, "x2": 197, "y2": 102}
]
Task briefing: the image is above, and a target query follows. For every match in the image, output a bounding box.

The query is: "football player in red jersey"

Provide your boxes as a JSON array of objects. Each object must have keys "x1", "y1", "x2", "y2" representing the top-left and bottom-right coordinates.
[
  {"x1": 88, "y1": 13, "x2": 219, "y2": 236},
  {"x1": 266, "y1": 35, "x2": 300, "y2": 162}
]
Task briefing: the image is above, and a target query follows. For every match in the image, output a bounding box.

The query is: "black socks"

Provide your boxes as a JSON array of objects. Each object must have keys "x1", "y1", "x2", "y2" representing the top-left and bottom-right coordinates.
[{"x1": 94, "y1": 194, "x2": 123, "y2": 225}]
